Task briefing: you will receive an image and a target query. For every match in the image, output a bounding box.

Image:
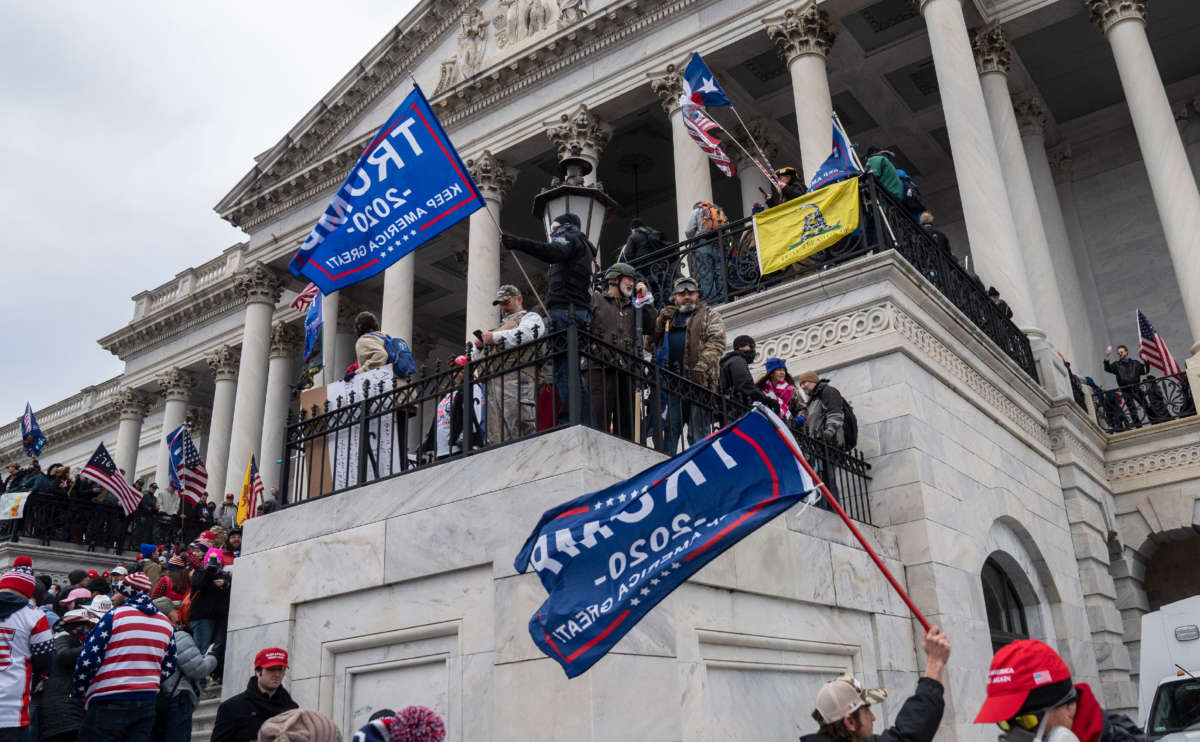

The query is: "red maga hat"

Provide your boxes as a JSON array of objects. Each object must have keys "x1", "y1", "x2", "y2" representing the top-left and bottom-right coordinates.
[
  {"x1": 975, "y1": 639, "x2": 1072, "y2": 723},
  {"x1": 254, "y1": 647, "x2": 289, "y2": 669}
]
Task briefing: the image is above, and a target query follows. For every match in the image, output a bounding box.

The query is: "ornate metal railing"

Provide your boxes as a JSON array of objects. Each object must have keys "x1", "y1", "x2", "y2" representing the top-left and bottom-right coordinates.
[
  {"x1": 628, "y1": 176, "x2": 1038, "y2": 381},
  {"x1": 0, "y1": 493, "x2": 204, "y2": 555},
  {"x1": 1089, "y1": 371, "x2": 1196, "y2": 434},
  {"x1": 280, "y1": 323, "x2": 873, "y2": 523}
]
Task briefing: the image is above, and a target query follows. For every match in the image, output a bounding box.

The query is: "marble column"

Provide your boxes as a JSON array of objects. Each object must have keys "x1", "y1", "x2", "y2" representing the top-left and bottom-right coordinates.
[
  {"x1": 1087, "y1": 0, "x2": 1200, "y2": 358},
  {"x1": 465, "y1": 150, "x2": 517, "y2": 339},
  {"x1": 766, "y1": 4, "x2": 838, "y2": 186},
  {"x1": 113, "y1": 388, "x2": 151, "y2": 484},
  {"x1": 1014, "y1": 93, "x2": 1098, "y2": 369},
  {"x1": 916, "y1": 0, "x2": 1037, "y2": 335},
  {"x1": 203, "y1": 344, "x2": 240, "y2": 501},
  {"x1": 320, "y1": 291, "x2": 340, "y2": 383},
  {"x1": 730, "y1": 120, "x2": 777, "y2": 217},
  {"x1": 1176, "y1": 98, "x2": 1200, "y2": 185},
  {"x1": 154, "y1": 368, "x2": 196, "y2": 514},
  {"x1": 545, "y1": 104, "x2": 612, "y2": 185},
  {"x1": 381, "y1": 255, "x2": 415, "y2": 343},
  {"x1": 651, "y1": 64, "x2": 714, "y2": 239},
  {"x1": 334, "y1": 298, "x2": 359, "y2": 374},
  {"x1": 260, "y1": 322, "x2": 302, "y2": 495},
  {"x1": 224, "y1": 263, "x2": 283, "y2": 496},
  {"x1": 972, "y1": 26, "x2": 1075, "y2": 361}
]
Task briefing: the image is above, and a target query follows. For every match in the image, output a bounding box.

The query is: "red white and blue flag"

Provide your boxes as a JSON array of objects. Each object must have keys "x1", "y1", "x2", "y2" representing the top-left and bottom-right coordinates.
[
  {"x1": 80, "y1": 443, "x2": 142, "y2": 516},
  {"x1": 290, "y1": 282, "x2": 320, "y2": 312},
  {"x1": 680, "y1": 105, "x2": 735, "y2": 177},
  {"x1": 167, "y1": 425, "x2": 208, "y2": 506},
  {"x1": 1137, "y1": 309, "x2": 1182, "y2": 376},
  {"x1": 681, "y1": 52, "x2": 731, "y2": 108},
  {"x1": 19, "y1": 403, "x2": 45, "y2": 458},
  {"x1": 514, "y1": 407, "x2": 814, "y2": 677}
]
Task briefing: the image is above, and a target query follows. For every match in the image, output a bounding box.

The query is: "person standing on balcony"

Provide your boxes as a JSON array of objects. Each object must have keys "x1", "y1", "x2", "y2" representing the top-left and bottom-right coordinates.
[
  {"x1": 352, "y1": 311, "x2": 389, "y2": 373},
  {"x1": 797, "y1": 370, "x2": 848, "y2": 507},
  {"x1": 919, "y1": 212, "x2": 952, "y2": 254},
  {"x1": 502, "y1": 212, "x2": 596, "y2": 426},
  {"x1": 471, "y1": 284, "x2": 545, "y2": 443},
  {"x1": 618, "y1": 218, "x2": 667, "y2": 266},
  {"x1": 650, "y1": 277, "x2": 727, "y2": 453},
  {"x1": 1104, "y1": 344, "x2": 1151, "y2": 427},
  {"x1": 588, "y1": 263, "x2": 652, "y2": 441},
  {"x1": 766, "y1": 166, "x2": 807, "y2": 208},
  {"x1": 684, "y1": 201, "x2": 728, "y2": 302},
  {"x1": 865, "y1": 147, "x2": 903, "y2": 201}
]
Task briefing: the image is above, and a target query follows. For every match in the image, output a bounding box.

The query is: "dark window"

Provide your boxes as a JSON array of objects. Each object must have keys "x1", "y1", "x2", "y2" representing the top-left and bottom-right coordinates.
[{"x1": 982, "y1": 558, "x2": 1029, "y2": 653}]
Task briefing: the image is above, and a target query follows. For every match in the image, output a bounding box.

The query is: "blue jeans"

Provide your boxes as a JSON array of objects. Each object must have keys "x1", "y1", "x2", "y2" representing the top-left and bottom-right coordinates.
[
  {"x1": 163, "y1": 694, "x2": 195, "y2": 742},
  {"x1": 0, "y1": 725, "x2": 30, "y2": 741},
  {"x1": 662, "y1": 397, "x2": 712, "y2": 454},
  {"x1": 78, "y1": 696, "x2": 157, "y2": 742},
  {"x1": 814, "y1": 457, "x2": 840, "y2": 512},
  {"x1": 549, "y1": 308, "x2": 592, "y2": 426},
  {"x1": 189, "y1": 618, "x2": 225, "y2": 677}
]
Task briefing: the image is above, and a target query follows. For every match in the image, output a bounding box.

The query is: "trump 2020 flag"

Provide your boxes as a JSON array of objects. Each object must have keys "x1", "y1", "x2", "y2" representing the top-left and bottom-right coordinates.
[
  {"x1": 20, "y1": 403, "x2": 45, "y2": 458},
  {"x1": 289, "y1": 84, "x2": 485, "y2": 293},
  {"x1": 514, "y1": 407, "x2": 814, "y2": 677},
  {"x1": 681, "y1": 52, "x2": 731, "y2": 108},
  {"x1": 809, "y1": 114, "x2": 861, "y2": 191}
]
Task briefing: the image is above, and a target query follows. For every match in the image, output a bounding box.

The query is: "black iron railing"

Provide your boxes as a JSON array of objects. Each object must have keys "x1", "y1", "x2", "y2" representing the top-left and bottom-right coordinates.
[
  {"x1": 1089, "y1": 371, "x2": 1196, "y2": 434},
  {"x1": 281, "y1": 323, "x2": 873, "y2": 523},
  {"x1": 628, "y1": 176, "x2": 1038, "y2": 381},
  {"x1": 0, "y1": 494, "x2": 203, "y2": 555}
]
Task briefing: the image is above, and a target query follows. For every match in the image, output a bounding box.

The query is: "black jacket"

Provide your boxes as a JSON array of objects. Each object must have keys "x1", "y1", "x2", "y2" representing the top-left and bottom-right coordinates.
[
  {"x1": 1104, "y1": 357, "x2": 1148, "y2": 388},
  {"x1": 923, "y1": 226, "x2": 951, "y2": 254},
  {"x1": 766, "y1": 179, "x2": 807, "y2": 207},
  {"x1": 803, "y1": 677, "x2": 944, "y2": 742},
  {"x1": 502, "y1": 224, "x2": 596, "y2": 311},
  {"x1": 189, "y1": 563, "x2": 230, "y2": 622},
  {"x1": 718, "y1": 350, "x2": 776, "y2": 412},
  {"x1": 211, "y1": 675, "x2": 298, "y2": 742},
  {"x1": 621, "y1": 226, "x2": 665, "y2": 264},
  {"x1": 36, "y1": 632, "x2": 86, "y2": 739}
]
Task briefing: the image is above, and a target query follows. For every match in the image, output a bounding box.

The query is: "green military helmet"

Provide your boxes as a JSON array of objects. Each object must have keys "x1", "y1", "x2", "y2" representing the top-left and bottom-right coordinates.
[{"x1": 604, "y1": 262, "x2": 637, "y2": 282}]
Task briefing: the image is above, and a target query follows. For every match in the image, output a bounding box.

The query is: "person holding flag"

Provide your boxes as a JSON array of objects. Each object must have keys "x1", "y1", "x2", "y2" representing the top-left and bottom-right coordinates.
[
  {"x1": 236, "y1": 455, "x2": 264, "y2": 527},
  {"x1": 766, "y1": 165, "x2": 807, "y2": 207}
]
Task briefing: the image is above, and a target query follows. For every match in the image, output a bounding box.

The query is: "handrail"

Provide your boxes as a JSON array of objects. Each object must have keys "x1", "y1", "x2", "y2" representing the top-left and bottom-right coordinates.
[{"x1": 1088, "y1": 371, "x2": 1196, "y2": 434}]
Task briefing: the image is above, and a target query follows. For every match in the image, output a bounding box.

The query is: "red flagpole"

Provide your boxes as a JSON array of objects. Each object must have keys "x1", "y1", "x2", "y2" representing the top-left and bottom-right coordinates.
[{"x1": 760, "y1": 406, "x2": 932, "y2": 632}]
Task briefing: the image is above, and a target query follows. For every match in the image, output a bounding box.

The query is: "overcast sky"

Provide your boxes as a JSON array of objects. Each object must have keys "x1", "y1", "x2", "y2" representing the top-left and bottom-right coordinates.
[{"x1": 0, "y1": 2, "x2": 418, "y2": 420}]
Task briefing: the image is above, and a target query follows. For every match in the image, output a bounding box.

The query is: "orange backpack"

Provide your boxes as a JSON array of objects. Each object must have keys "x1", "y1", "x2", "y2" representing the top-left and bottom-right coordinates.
[{"x1": 697, "y1": 202, "x2": 728, "y2": 233}]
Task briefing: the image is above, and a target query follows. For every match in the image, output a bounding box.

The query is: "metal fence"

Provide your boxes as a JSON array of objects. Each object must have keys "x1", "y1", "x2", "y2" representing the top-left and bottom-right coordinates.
[
  {"x1": 628, "y1": 175, "x2": 1038, "y2": 381},
  {"x1": 1089, "y1": 371, "x2": 1196, "y2": 434},
  {"x1": 0, "y1": 494, "x2": 204, "y2": 555},
  {"x1": 281, "y1": 323, "x2": 873, "y2": 523}
]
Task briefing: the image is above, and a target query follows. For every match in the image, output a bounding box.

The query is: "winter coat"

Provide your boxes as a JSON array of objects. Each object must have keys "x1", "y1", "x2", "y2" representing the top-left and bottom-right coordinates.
[
  {"x1": 37, "y1": 632, "x2": 86, "y2": 739},
  {"x1": 766, "y1": 179, "x2": 807, "y2": 208},
  {"x1": 211, "y1": 675, "x2": 299, "y2": 742},
  {"x1": 420, "y1": 385, "x2": 483, "y2": 458},
  {"x1": 152, "y1": 574, "x2": 188, "y2": 603},
  {"x1": 803, "y1": 677, "x2": 944, "y2": 742},
  {"x1": 867, "y1": 155, "x2": 903, "y2": 201},
  {"x1": 1104, "y1": 357, "x2": 1149, "y2": 388},
  {"x1": 215, "y1": 503, "x2": 238, "y2": 530},
  {"x1": 502, "y1": 224, "x2": 596, "y2": 311},
  {"x1": 589, "y1": 289, "x2": 653, "y2": 351},
  {"x1": 189, "y1": 564, "x2": 231, "y2": 622},
  {"x1": 804, "y1": 379, "x2": 846, "y2": 448},
  {"x1": 162, "y1": 626, "x2": 217, "y2": 706},
  {"x1": 142, "y1": 560, "x2": 163, "y2": 587},
  {"x1": 717, "y1": 350, "x2": 776, "y2": 412},
  {"x1": 923, "y1": 225, "x2": 951, "y2": 253},
  {"x1": 354, "y1": 332, "x2": 390, "y2": 374},
  {"x1": 650, "y1": 303, "x2": 727, "y2": 389},
  {"x1": 621, "y1": 226, "x2": 665, "y2": 264}
]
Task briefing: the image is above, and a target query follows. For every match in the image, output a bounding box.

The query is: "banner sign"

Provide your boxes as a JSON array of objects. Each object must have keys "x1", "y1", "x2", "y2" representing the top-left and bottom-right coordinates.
[
  {"x1": 0, "y1": 492, "x2": 30, "y2": 521},
  {"x1": 326, "y1": 367, "x2": 402, "y2": 489},
  {"x1": 289, "y1": 84, "x2": 485, "y2": 293},
  {"x1": 514, "y1": 408, "x2": 814, "y2": 677},
  {"x1": 754, "y1": 177, "x2": 860, "y2": 276}
]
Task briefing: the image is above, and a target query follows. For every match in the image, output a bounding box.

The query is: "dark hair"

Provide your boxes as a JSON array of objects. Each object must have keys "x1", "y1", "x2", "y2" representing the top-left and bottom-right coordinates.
[
  {"x1": 166, "y1": 568, "x2": 189, "y2": 594},
  {"x1": 866, "y1": 146, "x2": 880, "y2": 157},
  {"x1": 812, "y1": 707, "x2": 865, "y2": 742},
  {"x1": 1116, "y1": 344, "x2": 1128, "y2": 353},
  {"x1": 354, "y1": 311, "x2": 380, "y2": 337},
  {"x1": 733, "y1": 334, "x2": 756, "y2": 350},
  {"x1": 86, "y1": 577, "x2": 110, "y2": 595},
  {"x1": 630, "y1": 218, "x2": 644, "y2": 230}
]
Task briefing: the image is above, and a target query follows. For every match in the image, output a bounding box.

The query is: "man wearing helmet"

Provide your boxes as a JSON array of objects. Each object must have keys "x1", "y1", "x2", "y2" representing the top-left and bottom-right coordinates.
[
  {"x1": 588, "y1": 262, "x2": 652, "y2": 441},
  {"x1": 767, "y1": 165, "x2": 807, "y2": 208}
]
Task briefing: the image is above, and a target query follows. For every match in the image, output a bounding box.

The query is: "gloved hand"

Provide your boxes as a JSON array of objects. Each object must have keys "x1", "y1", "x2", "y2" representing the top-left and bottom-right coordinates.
[
  {"x1": 822, "y1": 427, "x2": 837, "y2": 443},
  {"x1": 689, "y1": 367, "x2": 706, "y2": 385}
]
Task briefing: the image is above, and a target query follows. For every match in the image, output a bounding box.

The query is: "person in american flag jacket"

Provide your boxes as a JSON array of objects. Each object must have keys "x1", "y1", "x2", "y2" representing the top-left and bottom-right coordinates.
[
  {"x1": 0, "y1": 557, "x2": 55, "y2": 741},
  {"x1": 71, "y1": 571, "x2": 177, "y2": 742}
]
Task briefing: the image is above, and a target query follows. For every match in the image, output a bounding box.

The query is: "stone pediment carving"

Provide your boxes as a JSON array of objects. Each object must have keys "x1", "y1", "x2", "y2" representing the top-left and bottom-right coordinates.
[{"x1": 435, "y1": 9, "x2": 490, "y2": 94}]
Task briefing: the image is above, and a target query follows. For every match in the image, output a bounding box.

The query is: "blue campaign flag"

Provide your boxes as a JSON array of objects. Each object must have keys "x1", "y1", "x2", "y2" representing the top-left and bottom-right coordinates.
[
  {"x1": 303, "y1": 293, "x2": 322, "y2": 365},
  {"x1": 289, "y1": 84, "x2": 486, "y2": 293},
  {"x1": 682, "y1": 52, "x2": 732, "y2": 108},
  {"x1": 20, "y1": 403, "x2": 45, "y2": 458},
  {"x1": 809, "y1": 115, "x2": 861, "y2": 191},
  {"x1": 514, "y1": 407, "x2": 815, "y2": 677}
]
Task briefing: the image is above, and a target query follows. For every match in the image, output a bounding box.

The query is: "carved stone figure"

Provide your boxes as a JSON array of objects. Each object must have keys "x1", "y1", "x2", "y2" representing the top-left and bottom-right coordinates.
[
  {"x1": 557, "y1": 0, "x2": 587, "y2": 27},
  {"x1": 494, "y1": 0, "x2": 553, "y2": 49},
  {"x1": 435, "y1": 9, "x2": 489, "y2": 93}
]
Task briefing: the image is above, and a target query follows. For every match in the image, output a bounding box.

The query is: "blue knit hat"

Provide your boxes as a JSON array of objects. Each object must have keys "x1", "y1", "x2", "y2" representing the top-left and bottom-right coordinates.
[{"x1": 764, "y1": 357, "x2": 787, "y2": 374}]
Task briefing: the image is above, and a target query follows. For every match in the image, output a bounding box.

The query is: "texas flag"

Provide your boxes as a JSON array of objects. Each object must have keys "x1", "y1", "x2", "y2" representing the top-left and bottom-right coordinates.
[{"x1": 681, "y1": 52, "x2": 731, "y2": 108}]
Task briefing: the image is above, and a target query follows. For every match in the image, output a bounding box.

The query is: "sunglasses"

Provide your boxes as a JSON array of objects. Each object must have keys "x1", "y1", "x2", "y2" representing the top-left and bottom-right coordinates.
[{"x1": 997, "y1": 687, "x2": 1078, "y2": 733}]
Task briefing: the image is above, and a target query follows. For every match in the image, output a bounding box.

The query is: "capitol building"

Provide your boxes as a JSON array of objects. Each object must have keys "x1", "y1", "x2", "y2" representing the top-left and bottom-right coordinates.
[{"x1": 4, "y1": 0, "x2": 1200, "y2": 739}]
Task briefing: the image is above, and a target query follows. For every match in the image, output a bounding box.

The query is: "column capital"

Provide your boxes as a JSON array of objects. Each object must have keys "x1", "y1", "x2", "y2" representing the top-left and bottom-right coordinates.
[
  {"x1": 765, "y1": 4, "x2": 838, "y2": 65},
  {"x1": 544, "y1": 104, "x2": 613, "y2": 168},
  {"x1": 155, "y1": 367, "x2": 197, "y2": 403},
  {"x1": 1048, "y1": 142, "x2": 1074, "y2": 182},
  {"x1": 466, "y1": 150, "x2": 517, "y2": 202},
  {"x1": 114, "y1": 387, "x2": 152, "y2": 420},
  {"x1": 204, "y1": 344, "x2": 241, "y2": 382},
  {"x1": 270, "y1": 321, "x2": 304, "y2": 360},
  {"x1": 650, "y1": 63, "x2": 685, "y2": 117},
  {"x1": 234, "y1": 262, "x2": 283, "y2": 306},
  {"x1": 1085, "y1": 0, "x2": 1147, "y2": 34},
  {"x1": 970, "y1": 23, "x2": 1012, "y2": 76},
  {"x1": 185, "y1": 407, "x2": 210, "y2": 437},
  {"x1": 1014, "y1": 92, "x2": 1049, "y2": 136}
]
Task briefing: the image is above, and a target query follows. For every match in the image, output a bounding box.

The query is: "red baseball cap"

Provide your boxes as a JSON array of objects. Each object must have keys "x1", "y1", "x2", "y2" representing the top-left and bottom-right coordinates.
[
  {"x1": 975, "y1": 639, "x2": 1072, "y2": 723},
  {"x1": 254, "y1": 647, "x2": 289, "y2": 669}
]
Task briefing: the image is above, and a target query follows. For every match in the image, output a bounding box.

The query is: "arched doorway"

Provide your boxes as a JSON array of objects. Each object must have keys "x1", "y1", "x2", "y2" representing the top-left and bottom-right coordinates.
[{"x1": 982, "y1": 556, "x2": 1031, "y2": 652}]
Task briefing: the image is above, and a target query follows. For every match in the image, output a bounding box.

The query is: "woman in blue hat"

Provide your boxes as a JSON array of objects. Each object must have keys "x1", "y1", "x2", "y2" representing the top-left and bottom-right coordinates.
[{"x1": 757, "y1": 357, "x2": 803, "y2": 422}]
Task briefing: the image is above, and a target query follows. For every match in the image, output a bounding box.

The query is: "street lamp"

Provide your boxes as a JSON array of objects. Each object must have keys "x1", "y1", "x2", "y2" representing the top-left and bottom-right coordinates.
[{"x1": 532, "y1": 156, "x2": 619, "y2": 245}]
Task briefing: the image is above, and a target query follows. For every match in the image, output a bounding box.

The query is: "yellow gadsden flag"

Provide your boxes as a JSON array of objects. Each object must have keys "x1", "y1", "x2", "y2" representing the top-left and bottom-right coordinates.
[
  {"x1": 753, "y1": 177, "x2": 860, "y2": 275},
  {"x1": 236, "y1": 454, "x2": 262, "y2": 526}
]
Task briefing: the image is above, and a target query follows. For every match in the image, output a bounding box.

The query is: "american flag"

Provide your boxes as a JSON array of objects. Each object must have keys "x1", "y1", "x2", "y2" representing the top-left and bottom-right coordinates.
[
  {"x1": 1138, "y1": 309, "x2": 1182, "y2": 375},
  {"x1": 80, "y1": 443, "x2": 142, "y2": 516},
  {"x1": 679, "y1": 100, "x2": 735, "y2": 177},
  {"x1": 167, "y1": 425, "x2": 207, "y2": 505},
  {"x1": 290, "y1": 282, "x2": 320, "y2": 312}
]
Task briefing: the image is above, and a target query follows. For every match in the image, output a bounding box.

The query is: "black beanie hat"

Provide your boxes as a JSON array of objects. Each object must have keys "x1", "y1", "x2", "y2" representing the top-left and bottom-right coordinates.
[
  {"x1": 733, "y1": 335, "x2": 756, "y2": 350},
  {"x1": 553, "y1": 213, "x2": 581, "y2": 228}
]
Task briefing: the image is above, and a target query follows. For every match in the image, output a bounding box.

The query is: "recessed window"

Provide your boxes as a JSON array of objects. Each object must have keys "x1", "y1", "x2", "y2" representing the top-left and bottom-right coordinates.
[{"x1": 982, "y1": 557, "x2": 1029, "y2": 652}]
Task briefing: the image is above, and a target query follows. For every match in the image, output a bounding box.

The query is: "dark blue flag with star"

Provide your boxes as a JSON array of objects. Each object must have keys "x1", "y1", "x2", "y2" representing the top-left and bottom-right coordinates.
[
  {"x1": 514, "y1": 407, "x2": 815, "y2": 677},
  {"x1": 20, "y1": 403, "x2": 45, "y2": 458},
  {"x1": 681, "y1": 52, "x2": 731, "y2": 107}
]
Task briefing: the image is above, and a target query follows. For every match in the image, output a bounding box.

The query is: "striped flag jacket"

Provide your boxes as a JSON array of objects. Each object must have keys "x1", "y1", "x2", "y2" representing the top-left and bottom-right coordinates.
[{"x1": 70, "y1": 592, "x2": 177, "y2": 706}]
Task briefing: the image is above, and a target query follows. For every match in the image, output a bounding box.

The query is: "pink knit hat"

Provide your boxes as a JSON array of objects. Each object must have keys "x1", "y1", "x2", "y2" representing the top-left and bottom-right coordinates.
[{"x1": 390, "y1": 706, "x2": 445, "y2": 742}]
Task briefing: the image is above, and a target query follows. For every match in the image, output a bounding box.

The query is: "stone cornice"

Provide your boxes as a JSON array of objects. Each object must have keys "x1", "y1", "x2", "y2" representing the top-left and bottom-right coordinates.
[
  {"x1": 1085, "y1": 0, "x2": 1147, "y2": 34},
  {"x1": 1106, "y1": 442, "x2": 1200, "y2": 483},
  {"x1": 99, "y1": 274, "x2": 246, "y2": 361},
  {"x1": 970, "y1": 23, "x2": 1011, "y2": 76},
  {"x1": 465, "y1": 150, "x2": 517, "y2": 202},
  {"x1": 0, "y1": 378, "x2": 124, "y2": 460},
  {"x1": 765, "y1": 4, "x2": 838, "y2": 65}
]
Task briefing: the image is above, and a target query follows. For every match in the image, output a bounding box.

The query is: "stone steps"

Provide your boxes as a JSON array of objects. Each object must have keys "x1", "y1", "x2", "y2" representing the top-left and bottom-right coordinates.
[{"x1": 190, "y1": 689, "x2": 221, "y2": 742}]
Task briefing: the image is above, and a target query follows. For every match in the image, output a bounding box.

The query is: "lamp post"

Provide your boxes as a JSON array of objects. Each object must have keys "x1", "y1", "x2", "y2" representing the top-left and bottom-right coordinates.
[{"x1": 532, "y1": 156, "x2": 619, "y2": 247}]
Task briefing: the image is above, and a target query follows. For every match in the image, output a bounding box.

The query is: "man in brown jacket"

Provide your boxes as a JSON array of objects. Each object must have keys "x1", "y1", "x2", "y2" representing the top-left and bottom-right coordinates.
[
  {"x1": 588, "y1": 263, "x2": 652, "y2": 441},
  {"x1": 650, "y1": 276, "x2": 726, "y2": 452}
]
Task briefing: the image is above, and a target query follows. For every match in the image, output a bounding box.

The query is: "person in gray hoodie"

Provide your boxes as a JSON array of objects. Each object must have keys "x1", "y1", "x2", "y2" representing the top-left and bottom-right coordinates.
[{"x1": 152, "y1": 596, "x2": 216, "y2": 742}]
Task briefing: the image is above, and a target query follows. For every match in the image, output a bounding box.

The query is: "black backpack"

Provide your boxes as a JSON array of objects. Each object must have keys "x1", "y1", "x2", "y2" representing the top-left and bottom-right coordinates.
[
  {"x1": 841, "y1": 398, "x2": 858, "y2": 450},
  {"x1": 642, "y1": 228, "x2": 668, "y2": 257},
  {"x1": 901, "y1": 178, "x2": 925, "y2": 213}
]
